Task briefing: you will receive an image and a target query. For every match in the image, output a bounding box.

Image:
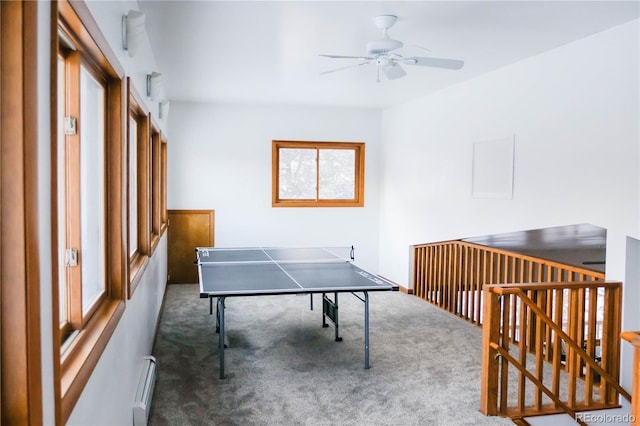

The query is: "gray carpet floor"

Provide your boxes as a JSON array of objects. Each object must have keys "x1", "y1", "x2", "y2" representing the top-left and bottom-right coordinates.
[{"x1": 149, "y1": 284, "x2": 513, "y2": 426}]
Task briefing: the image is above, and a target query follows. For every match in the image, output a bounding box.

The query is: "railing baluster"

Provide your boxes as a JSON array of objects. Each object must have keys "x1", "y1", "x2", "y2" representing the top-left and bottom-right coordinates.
[
  {"x1": 500, "y1": 293, "x2": 511, "y2": 413},
  {"x1": 577, "y1": 288, "x2": 586, "y2": 382},
  {"x1": 490, "y1": 252, "x2": 495, "y2": 285},
  {"x1": 534, "y1": 289, "x2": 545, "y2": 409},
  {"x1": 567, "y1": 288, "x2": 579, "y2": 407},
  {"x1": 429, "y1": 246, "x2": 435, "y2": 302},
  {"x1": 545, "y1": 287, "x2": 553, "y2": 362},
  {"x1": 518, "y1": 294, "x2": 527, "y2": 410},
  {"x1": 552, "y1": 288, "x2": 563, "y2": 404},
  {"x1": 452, "y1": 244, "x2": 458, "y2": 313},
  {"x1": 419, "y1": 246, "x2": 424, "y2": 299},
  {"x1": 469, "y1": 247, "x2": 476, "y2": 323},
  {"x1": 510, "y1": 289, "x2": 517, "y2": 344},
  {"x1": 476, "y1": 249, "x2": 483, "y2": 324},
  {"x1": 444, "y1": 245, "x2": 450, "y2": 311},
  {"x1": 585, "y1": 287, "x2": 598, "y2": 404}
]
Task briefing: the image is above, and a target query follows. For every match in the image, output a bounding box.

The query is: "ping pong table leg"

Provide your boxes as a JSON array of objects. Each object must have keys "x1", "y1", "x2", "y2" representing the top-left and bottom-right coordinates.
[
  {"x1": 364, "y1": 291, "x2": 370, "y2": 369},
  {"x1": 334, "y1": 292, "x2": 342, "y2": 342},
  {"x1": 218, "y1": 296, "x2": 226, "y2": 379},
  {"x1": 321, "y1": 293, "x2": 342, "y2": 342}
]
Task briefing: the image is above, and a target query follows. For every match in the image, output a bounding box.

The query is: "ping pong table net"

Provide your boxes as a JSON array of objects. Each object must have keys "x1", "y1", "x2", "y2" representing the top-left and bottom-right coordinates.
[{"x1": 196, "y1": 246, "x2": 356, "y2": 265}]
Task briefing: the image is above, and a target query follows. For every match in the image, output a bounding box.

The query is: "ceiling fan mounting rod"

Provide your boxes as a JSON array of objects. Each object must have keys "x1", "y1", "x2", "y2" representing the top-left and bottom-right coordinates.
[{"x1": 374, "y1": 15, "x2": 398, "y2": 31}]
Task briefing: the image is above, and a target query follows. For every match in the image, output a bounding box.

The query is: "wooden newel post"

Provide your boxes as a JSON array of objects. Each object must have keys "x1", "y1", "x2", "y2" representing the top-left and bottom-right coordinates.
[
  {"x1": 480, "y1": 286, "x2": 501, "y2": 416},
  {"x1": 621, "y1": 332, "x2": 640, "y2": 426}
]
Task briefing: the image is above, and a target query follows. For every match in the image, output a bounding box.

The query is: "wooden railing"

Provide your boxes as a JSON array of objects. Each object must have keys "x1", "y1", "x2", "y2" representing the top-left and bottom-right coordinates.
[
  {"x1": 621, "y1": 331, "x2": 640, "y2": 425},
  {"x1": 413, "y1": 241, "x2": 605, "y2": 326},
  {"x1": 480, "y1": 281, "x2": 628, "y2": 421},
  {"x1": 412, "y1": 240, "x2": 628, "y2": 420}
]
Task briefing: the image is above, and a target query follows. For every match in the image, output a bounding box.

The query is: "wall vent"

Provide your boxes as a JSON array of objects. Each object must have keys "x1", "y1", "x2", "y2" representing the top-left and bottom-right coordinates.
[{"x1": 133, "y1": 356, "x2": 157, "y2": 426}]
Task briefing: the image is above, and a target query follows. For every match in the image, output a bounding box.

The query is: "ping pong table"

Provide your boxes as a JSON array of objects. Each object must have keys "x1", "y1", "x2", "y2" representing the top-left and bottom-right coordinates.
[{"x1": 196, "y1": 246, "x2": 399, "y2": 379}]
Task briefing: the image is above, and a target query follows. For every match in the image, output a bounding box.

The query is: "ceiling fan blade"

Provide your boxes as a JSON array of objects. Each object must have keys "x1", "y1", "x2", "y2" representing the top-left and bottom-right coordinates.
[
  {"x1": 321, "y1": 61, "x2": 370, "y2": 75},
  {"x1": 319, "y1": 54, "x2": 373, "y2": 61},
  {"x1": 403, "y1": 56, "x2": 464, "y2": 70},
  {"x1": 381, "y1": 63, "x2": 406, "y2": 80}
]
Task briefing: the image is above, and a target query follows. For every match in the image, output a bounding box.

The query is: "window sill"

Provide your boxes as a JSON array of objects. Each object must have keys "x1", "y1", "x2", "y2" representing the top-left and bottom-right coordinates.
[
  {"x1": 150, "y1": 233, "x2": 160, "y2": 254},
  {"x1": 272, "y1": 200, "x2": 364, "y2": 208},
  {"x1": 129, "y1": 253, "x2": 150, "y2": 298}
]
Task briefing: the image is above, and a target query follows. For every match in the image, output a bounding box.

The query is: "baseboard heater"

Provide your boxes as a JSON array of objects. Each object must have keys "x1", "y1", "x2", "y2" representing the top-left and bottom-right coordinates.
[{"x1": 133, "y1": 356, "x2": 157, "y2": 426}]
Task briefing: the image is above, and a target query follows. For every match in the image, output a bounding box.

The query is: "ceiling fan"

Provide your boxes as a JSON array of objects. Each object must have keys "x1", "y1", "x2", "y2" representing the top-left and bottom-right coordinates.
[{"x1": 320, "y1": 15, "x2": 464, "y2": 82}]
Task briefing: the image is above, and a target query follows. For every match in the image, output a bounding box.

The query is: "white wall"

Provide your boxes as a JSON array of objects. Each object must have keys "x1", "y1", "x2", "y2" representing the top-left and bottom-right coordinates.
[
  {"x1": 378, "y1": 19, "x2": 639, "y2": 392},
  {"x1": 67, "y1": 238, "x2": 167, "y2": 425},
  {"x1": 35, "y1": 1, "x2": 170, "y2": 424},
  {"x1": 379, "y1": 19, "x2": 639, "y2": 286},
  {"x1": 168, "y1": 103, "x2": 383, "y2": 272}
]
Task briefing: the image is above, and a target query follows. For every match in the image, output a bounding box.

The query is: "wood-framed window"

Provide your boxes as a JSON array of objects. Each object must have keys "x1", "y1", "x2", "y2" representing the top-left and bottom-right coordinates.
[
  {"x1": 53, "y1": 1, "x2": 126, "y2": 423},
  {"x1": 127, "y1": 79, "x2": 151, "y2": 296},
  {"x1": 150, "y1": 124, "x2": 161, "y2": 251},
  {"x1": 57, "y1": 45, "x2": 110, "y2": 335},
  {"x1": 272, "y1": 140, "x2": 365, "y2": 207},
  {"x1": 160, "y1": 139, "x2": 168, "y2": 234}
]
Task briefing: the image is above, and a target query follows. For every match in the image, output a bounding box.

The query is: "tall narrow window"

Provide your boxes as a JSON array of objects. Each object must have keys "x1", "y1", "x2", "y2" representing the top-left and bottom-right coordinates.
[
  {"x1": 57, "y1": 50, "x2": 108, "y2": 331},
  {"x1": 272, "y1": 141, "x2": 365, "y2": 207},
  {"x1": 54, "y1": 1, "x2": 126, "y2": 422},
  {"x1": 160, "y1": 140, "x2": 168, "y2": 234},
  {"x1": 129, "y1": 116, "x2": 138, "y2": 257},
  {"x1": 150, "y1": 125, "x2": 161, "y2": 251},
  {"x1": 57, "y1": 54, "x2": 69, "y2": 331},
  {"x1": 127, "y1": 79, "x2": 151, "y2": 296},
  {"x1": 79, "y1": 65, "x2": 106, "y2": 315}
]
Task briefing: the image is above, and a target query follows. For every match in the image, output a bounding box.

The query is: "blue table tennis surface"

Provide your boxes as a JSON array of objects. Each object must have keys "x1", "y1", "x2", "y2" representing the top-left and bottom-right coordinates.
[{"x1": 196, "y1": 247, "x2": 398, "y2": 297}]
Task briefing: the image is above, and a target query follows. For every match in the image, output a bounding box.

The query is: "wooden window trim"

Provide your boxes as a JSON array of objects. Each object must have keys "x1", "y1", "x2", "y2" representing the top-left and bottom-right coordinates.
[
  {"x1": 272, "y1": 140, "x2": 365, "y2": 208},
  {"x1": 53, "y1": 1, "x2": 126, "y2": 424},
  {"x1": 150, "y1": 122, "x2": 161, "y2": 252},
  {"x1": 160, "y1": 140, "x2": 168, "y2": 235},
  {"x1": 127, "y1": 79, "x2": 151, "y2": 297},
  {"x1": 1, "y1": 1, "x2": 43, "y2": 424},
  {"x1": 59, "y1": 51, "x2": 110, "y2": 331}
]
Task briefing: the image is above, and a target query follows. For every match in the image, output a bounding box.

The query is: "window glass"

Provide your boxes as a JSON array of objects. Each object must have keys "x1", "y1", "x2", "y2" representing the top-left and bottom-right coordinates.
[
  {"x1": 319, "y1": 149, "x2": 355, "y2": 199},
  {"x1": 129, "y1": 116, "x2": 138, "y2": 256},
  {"x1": 57, "y1": 56, "x2": 67, "y2": 326},
  {"x1": 79, "y1": 65, "x2": 106, "y2": 314},
  {"x1": 278, "y1": 148, "x2": 316, "y2": 199}
]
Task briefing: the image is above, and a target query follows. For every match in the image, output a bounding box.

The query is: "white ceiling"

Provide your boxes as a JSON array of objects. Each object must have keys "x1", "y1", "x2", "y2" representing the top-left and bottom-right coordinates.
[{"x1": 138, "y1": 1, "x2": 639, "y2": 109}]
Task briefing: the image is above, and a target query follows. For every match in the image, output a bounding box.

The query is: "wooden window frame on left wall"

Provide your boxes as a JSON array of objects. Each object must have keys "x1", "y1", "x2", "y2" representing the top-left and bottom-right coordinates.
[
  {"x1": 127, "y1": 80, "x2": 151, "y2": 297},
  {"x1": 0, "y1": 1, "x2": 43, "y2": 424},
  {"x1": 52, "y1": 1, "x2": 126, "y2": 424}
]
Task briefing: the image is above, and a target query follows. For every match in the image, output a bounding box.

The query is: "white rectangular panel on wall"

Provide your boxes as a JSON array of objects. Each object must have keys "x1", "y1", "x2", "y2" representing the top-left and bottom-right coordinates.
[{"x1": 472, "y1": 136, "x2": 515, "y2": 199}]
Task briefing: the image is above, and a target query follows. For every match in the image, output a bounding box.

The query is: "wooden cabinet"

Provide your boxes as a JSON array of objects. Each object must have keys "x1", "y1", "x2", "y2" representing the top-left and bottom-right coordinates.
[{"x1": 167, "y1": 209, "x2": 214, "y2": 284}]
